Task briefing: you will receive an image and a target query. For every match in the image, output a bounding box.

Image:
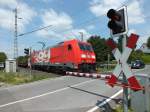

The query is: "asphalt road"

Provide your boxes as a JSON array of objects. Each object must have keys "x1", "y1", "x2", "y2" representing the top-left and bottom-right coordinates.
[
  {"x1": 0, "y1": 65, "x2": 149, "y2": 112},
  {"x1": 132, "y1": 64, "x2": 150, "y2": 75}
]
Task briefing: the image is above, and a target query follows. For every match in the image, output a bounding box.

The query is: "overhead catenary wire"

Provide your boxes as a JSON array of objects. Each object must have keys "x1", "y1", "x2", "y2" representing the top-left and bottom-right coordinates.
[
  {"x1": 17, "y1": 1, "x2": 145, "y2": 40},
  {"x1": 35, "y1": 14, "x2": 104, "y2": 40},
  {"x1": 16, "y1": 1, "x2": 107, "y2": 38},
  {"x1": 48, "y1": 15, "x2": 104, "y2": 35},
  {"x1": 17, "y1": 14, "x2": 103, "y2": 39},
  {"x1": 42, "y1": 16, "x2": 104, "y2": 41},
  {"x1": 16, "y1": 0, "x2": 144, "y2": 38},
  {"x1": 18, "y1": 25, "x2": 53, "y2": 36},
  {"x1": 17, "y1": 0, "x2": 99, "y2": 37}
]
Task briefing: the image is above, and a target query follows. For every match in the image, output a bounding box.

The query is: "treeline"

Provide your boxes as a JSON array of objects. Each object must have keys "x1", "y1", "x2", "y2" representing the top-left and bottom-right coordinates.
[
  {"x1": 87, "y1": 35, "x2": 112, "y2": 62},
  {"x1": 87, "y1": 35, "x2": 150, "y2": 63},
  {"x1": 17, "y1": 56, "x2": 29, "y2": 67},
  {"x1": 0, "y1": 52, "x2": 7, "y2": 62}
]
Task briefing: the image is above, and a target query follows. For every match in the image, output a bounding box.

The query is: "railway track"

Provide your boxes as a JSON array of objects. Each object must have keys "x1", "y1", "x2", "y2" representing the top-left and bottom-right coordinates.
[
  {"x1": 18, "y1": 67, "x2": 111, "y2": 81},
  {"x1": 18, "y1": 67, "x2": 61, "y2": 77}
]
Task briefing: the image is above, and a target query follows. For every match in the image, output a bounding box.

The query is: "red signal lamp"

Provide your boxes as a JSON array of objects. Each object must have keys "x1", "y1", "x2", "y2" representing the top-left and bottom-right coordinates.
[{"x1": 106, "y1": 6, "x2": 128, "y2": 37}]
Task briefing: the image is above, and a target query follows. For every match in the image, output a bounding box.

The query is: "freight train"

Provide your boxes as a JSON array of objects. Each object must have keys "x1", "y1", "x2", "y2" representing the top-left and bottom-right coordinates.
[{"x1": 31, "y1": 39, "x2": 96, "y2": 73}]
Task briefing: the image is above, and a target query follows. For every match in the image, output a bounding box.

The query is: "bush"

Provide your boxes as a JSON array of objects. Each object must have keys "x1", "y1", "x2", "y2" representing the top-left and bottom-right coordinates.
[{"x1": 142, "y1": 54, "x2": 150, "y2": 64}]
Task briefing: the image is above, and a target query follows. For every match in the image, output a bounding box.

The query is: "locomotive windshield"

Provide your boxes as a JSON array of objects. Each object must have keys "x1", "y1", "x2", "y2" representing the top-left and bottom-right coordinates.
[{"x1": 78, "y1": 43, "x2": 93, "y2": 51}]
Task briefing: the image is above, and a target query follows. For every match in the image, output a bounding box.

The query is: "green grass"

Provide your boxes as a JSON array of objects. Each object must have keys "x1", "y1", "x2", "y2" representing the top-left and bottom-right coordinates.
[
  {"x1": 113, "y1": 105, "x2": 133, "y2": 112},
  {"x1": 0, "y1": 71, "x2": 59, "y2": 85},
  {"x1": 96, "y1": 64, "x2": 115, "y2": 73},
  {"x1": 142, "y1": 54, "x2": 150, "y2": 64}
]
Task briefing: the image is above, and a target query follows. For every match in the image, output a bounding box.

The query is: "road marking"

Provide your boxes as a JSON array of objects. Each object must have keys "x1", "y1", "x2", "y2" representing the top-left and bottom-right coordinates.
[
  {"x1": 0, "y1": 79, "x2": 95, "y2": 108},
  {"x1": 86, "y1": 89, "x2": 123, "y2": 112}
]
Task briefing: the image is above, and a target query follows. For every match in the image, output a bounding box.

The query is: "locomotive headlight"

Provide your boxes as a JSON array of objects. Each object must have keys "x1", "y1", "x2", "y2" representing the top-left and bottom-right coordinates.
[
  {"x1": 92, "y1": 55, "x2": 95, "y2": 59},
  {"x1": 81, "y1": 54, "x2": 86, "y2": 58}
]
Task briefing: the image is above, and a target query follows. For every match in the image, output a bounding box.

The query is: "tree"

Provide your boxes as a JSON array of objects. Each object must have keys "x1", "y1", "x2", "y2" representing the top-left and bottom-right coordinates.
[
  {"x1": 87, "y1": 35, "x2": 112, "y2": 62},
  {"x1": 0, "y1": 52, "x2": 7, "y2": 62},
  {"x1": 128, "y1": 50, "x2": 143, "y2": 62},
  {"x1": 17, "y1": 56, "x2": 28, "y2": 65},
  {"x1": 147, "y1": 37, "x2": 150, "y2": 48}
]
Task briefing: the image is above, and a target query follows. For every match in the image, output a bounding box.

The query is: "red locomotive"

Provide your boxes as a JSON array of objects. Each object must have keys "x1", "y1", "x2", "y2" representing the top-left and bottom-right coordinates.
[{"x1": 31, "y1": 39, "x2": 96, "y2": 72}]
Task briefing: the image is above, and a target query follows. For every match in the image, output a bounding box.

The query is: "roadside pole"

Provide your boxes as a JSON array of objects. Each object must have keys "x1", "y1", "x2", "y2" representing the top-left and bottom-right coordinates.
[
  {"x1": 106, "y1": 6, "x2": 143, "y2": 112},
  {"x1": 29, "y1": 47, "x2": 32, "y2": 78},
  {"x1": 122, "y1": 35, "x2": 128, "y2": 112},
  {"x1": 107, "y1": 54, "x2": 110, "y2": 70}
]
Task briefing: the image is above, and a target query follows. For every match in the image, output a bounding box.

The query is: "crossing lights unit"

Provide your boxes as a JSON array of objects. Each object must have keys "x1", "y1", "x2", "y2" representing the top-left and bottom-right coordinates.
[
  {"x1": 107, "y1": 6, "x2": 128, "y2": 37},
  {"x1": 24, "y1": 48, "x2": 29, "y2": 55}
]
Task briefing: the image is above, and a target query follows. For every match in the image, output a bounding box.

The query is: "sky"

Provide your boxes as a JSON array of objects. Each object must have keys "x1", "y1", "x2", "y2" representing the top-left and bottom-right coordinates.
[{"x1": 0, "y1": 0, "x2": 150, "y2": 58}]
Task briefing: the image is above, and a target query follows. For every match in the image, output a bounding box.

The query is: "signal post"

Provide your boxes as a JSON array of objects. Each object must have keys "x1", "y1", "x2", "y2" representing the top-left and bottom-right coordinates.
[
  {"x1": 24, "y1": 48, "x2": 32, "y2": 77},
  {"x1": 106, "y1": 6, "x2": 143, "y2": 112}
]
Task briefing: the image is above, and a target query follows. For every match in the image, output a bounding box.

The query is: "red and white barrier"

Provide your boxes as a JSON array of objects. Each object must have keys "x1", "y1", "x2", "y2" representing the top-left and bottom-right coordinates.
[
  {"x1": 106, "y1": 33, "x2": 142, "y2": 91},
  {"x1": 66, "y1": 71, "x2": 111, "y2": 79}
]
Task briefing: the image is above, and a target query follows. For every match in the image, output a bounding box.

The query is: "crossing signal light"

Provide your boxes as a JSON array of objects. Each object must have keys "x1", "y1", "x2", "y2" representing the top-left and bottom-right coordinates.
[
  {"x1": 24, "y1": 48, "x2": 29, "y2": 55},
  {"x1": 107, "y1": 6, "x2": 128, "y2": 37}
]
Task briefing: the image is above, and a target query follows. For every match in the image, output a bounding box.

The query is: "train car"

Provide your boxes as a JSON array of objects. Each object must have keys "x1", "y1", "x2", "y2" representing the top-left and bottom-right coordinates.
[{"x1": 31, "y1": 39, "x2": 96, "y2": 72}]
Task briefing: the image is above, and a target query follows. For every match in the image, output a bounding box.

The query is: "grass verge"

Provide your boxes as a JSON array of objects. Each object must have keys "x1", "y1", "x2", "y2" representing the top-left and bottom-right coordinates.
[
  {"x1": 0, "y1": 70, "x2": 59, "y2": 85},
  {"x1": 96, "y1": 65, "x2": 115, "y2": 73},
  {"x1": 142, "y1": 54, "x2": 150, "y2": 64},
  {"x1": 113, "y1": 105, "x2": 133, "y2": 112}
]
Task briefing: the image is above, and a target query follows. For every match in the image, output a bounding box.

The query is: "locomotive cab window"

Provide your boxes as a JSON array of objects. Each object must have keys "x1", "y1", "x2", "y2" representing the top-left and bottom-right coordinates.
[
  {"x1": 68, "y1": 44, "x2": 72, "y2": 50},
  {"x1": 78, "y1": 43, "x2": 93, "y2": 51},
  {"x1": 78, "y1": 43, "x2": 86, "y2": 50},
  {"x1": 86, "y1": 45, "x2": 93, "y2": 51}
]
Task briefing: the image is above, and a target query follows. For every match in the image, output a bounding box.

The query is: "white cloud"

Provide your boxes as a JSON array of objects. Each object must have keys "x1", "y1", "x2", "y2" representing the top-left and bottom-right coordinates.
[
  {"x1": 17, "y1": 3, "x2": 37, "y2": 31},
  {"x1": 128, "y1": 29, "x2": 137, "y2": 35},
  {"x1": 0, "y1": 0, "x2": 37, "y2": 32},
  {"x1": 0, "y1": 8, "x2": 14, "y2": 30},
  {"x1": 42, "y1": 9, "x2": 73, "y2": 31},
  {"x1": 0, "y1": 0, "x2": 17, "y2": 9},
  {"x1": 64, "y1": 29, "x2": 91, "y2": 41},
  {"x1": 0, "y1": 0, "x2": 37, "y2": 58},
  {"x1": 38, "y1": 9, "x2": 91, "y2": 42},
  {"x1": 37, "y1": 9, "x2": 73, "y2": 40},
  {"x1": 38, "y1": 27, "x2": 91, "y2": 42},
  {"x1": 89, "y1": 0, "x2": 145, "y2": 24},
  {"x1": 127, "y1": 0, "x2": 145, "y2": 24},
  {"x1": 90, "y1": 0, "x2": 126, "y2": 16}
]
